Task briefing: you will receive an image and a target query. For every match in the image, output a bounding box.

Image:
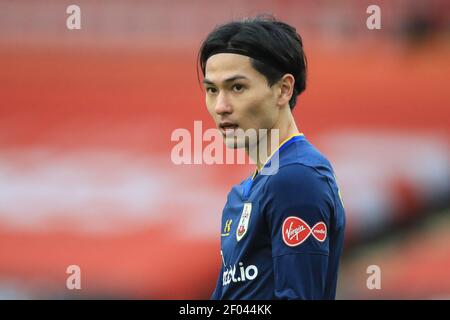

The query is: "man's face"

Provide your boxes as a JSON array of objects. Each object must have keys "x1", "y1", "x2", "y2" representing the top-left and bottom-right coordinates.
[{"x1": 203, "y1": 53, "x2": 280, "y2": 149}]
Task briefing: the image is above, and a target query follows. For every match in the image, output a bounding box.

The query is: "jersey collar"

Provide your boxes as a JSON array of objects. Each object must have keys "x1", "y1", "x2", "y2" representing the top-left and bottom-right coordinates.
[{"x1": 251, "y1": 132, "x2": 304, "y2": 180}]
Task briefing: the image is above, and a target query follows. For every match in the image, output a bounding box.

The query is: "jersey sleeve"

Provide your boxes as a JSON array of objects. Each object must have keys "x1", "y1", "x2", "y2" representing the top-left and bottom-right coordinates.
[{"x1": 262, "y1": 164, "x2": 335, "y2": 299}]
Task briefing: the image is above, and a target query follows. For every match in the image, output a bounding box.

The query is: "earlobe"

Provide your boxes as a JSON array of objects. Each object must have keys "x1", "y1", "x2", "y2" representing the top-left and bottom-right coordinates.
[{"x1": 275, "y1": 84, "x2": 284, "y2": 108}]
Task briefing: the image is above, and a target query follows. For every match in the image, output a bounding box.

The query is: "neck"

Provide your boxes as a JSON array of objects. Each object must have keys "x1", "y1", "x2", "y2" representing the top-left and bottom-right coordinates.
[{"x1": 246, "y1": 107, "x2": 299, "y2": 172}]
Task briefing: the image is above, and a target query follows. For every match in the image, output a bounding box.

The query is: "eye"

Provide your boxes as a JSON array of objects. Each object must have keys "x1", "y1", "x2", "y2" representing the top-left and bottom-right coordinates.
[
  {"x1": 232, "y1": 84, "x2": 244, "y2": 92},
  {"x1": 206, "y1": 87, "x2": 217, "y2": 94}
]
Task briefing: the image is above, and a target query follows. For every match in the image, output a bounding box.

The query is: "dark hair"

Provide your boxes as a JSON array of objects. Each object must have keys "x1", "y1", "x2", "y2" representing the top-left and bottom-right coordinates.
[{"x1": 198, "y1": 15, "x2": 307, "y2": 110}]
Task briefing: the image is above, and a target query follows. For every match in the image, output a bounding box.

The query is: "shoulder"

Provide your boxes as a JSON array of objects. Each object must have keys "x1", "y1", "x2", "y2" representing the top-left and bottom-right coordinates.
[
  {"x1": 276, "y1": 136, "x2": 335, "y2": 180},
  {"x1": 264, "y1": 163, "x2": 330, "y2": 195},
  {"x1": 260, "y1": 163, "x2": 336, "y2": 215}
]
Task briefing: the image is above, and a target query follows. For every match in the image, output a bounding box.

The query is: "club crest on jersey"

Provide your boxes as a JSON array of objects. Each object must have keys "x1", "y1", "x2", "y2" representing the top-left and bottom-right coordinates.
[
  {"x1": 282, "y1": 216, "x2": 327, "y2": 246},
  {"x1": 236, "y1": 203, "x2": 252, "y2": 242}
]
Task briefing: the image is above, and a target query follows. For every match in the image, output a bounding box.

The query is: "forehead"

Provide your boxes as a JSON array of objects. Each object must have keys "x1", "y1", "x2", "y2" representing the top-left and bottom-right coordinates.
[{"x1": 204, "y1": 53, "x2": 260, "y2": 82}]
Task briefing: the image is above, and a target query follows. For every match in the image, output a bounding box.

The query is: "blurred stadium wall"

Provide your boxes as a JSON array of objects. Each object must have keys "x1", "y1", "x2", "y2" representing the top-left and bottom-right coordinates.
[{"x1": 0, "y1": 0, "x2": 449, "y2": 299}]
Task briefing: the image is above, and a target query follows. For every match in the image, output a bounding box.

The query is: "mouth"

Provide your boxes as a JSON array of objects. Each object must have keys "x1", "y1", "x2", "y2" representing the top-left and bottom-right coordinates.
[{"x1": 219, "y1": 122, "x2": 239, "y2": 136}]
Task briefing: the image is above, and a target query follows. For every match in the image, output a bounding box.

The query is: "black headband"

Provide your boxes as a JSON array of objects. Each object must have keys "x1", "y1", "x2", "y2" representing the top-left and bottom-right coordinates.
[{"x1": 206, "y1": 47, "x2": 289, "y2": 75}]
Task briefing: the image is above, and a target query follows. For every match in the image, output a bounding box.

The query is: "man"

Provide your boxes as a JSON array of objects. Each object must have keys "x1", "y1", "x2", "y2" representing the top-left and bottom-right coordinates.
[{"x1": 198, "y1": 16, "x2": 346, "y2": 299}]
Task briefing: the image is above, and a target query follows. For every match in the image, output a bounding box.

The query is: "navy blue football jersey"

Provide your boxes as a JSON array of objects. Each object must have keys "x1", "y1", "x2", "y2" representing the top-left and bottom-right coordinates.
[{"x1": 211, "y1": 133, "x2": 346, "y2": 300}]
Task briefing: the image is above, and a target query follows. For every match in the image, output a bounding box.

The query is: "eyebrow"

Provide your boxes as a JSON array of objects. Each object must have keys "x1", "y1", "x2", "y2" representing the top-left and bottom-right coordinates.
[{"x1": 203, "y1": 75, "x2": 249, "y2": 85}]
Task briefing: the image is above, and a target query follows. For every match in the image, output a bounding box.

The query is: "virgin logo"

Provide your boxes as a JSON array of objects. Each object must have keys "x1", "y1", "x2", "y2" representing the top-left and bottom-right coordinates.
[
  {"x1": 282, "y1": 217, "x2": 327, "y2": 246},
  {"x1": 283, "y1": 218, "x2": 311, "y2": 246}
]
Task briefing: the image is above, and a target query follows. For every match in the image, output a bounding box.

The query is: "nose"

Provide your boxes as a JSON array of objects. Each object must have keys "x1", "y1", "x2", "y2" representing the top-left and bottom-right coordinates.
[{"x1": 214, "y1": 91, "x2": 232, "y2": 115}]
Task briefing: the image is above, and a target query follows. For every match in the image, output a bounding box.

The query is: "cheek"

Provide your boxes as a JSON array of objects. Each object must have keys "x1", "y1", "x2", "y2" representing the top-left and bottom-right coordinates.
[
  {"x1": 205, "y1": 97, "x2": 216, "y2": 118},
  {"x1": 240, "y1": 91, "x2": 277, "y2": 126}
]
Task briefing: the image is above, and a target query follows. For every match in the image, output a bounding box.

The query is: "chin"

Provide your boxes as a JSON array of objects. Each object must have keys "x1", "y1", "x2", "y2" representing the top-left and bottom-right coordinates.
[{"x1": 224, "y1": 136, "x2": 246, "y2": 149}]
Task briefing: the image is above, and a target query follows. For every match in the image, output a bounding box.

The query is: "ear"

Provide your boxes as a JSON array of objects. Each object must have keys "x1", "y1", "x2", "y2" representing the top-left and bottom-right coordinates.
[{"x1": 277, "y1": 74, "x2": 295, "y2": 108}]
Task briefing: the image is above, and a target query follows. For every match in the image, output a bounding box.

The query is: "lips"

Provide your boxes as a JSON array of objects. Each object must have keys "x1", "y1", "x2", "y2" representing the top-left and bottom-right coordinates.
[{"x1": 219, "y1": 122, "x2": 239, "y2": 136}]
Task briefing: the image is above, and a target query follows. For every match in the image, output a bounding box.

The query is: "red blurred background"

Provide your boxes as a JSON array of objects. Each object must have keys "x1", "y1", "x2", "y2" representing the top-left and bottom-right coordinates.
[{"x1": 0, "y1": 0, "x2": 449, "y2": 299}]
